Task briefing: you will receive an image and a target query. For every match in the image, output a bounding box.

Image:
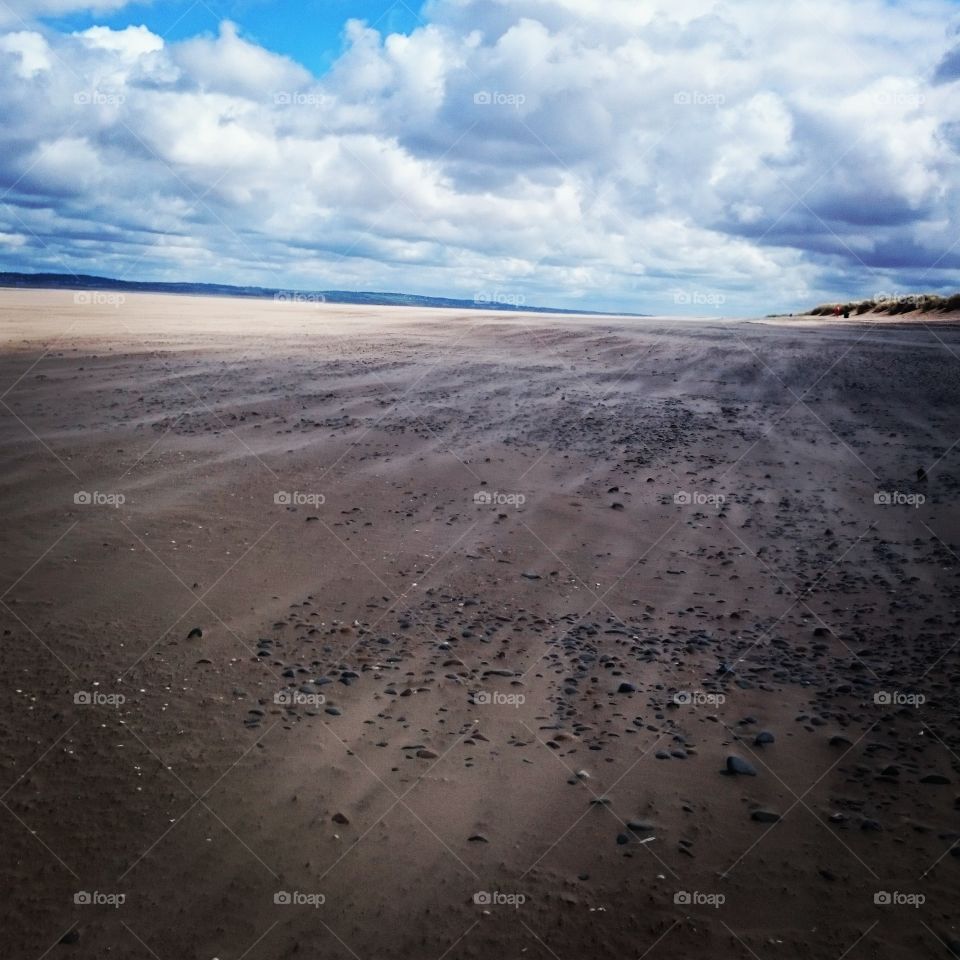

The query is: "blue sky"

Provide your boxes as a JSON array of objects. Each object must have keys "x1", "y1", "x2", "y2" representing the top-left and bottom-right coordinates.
[
  {"x1": 40, "y1": 0, "x2": 423, "y2": 75},
  {"x1": 0, "y1": 0, "x2": 959, "y2": 314}
]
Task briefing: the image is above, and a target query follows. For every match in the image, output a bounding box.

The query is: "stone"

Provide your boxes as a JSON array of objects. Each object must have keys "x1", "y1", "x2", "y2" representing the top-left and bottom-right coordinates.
[{"x1": 726, "y1": 756, "x2": 757, "y2": 776}]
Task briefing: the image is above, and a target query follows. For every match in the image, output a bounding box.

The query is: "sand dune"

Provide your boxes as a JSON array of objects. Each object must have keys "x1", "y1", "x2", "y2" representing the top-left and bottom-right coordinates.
[{"x1": 1, "y1": 290, "x2": 959, "y2": 960}]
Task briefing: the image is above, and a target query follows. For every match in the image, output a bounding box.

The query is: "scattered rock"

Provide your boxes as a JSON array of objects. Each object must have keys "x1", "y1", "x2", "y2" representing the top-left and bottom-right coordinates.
[{"x1": 725, "y1": 756, "x2": 757, "y2": 777}]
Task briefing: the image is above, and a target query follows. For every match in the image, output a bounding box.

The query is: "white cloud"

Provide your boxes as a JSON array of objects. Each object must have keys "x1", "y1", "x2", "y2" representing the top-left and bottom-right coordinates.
[
  {"x1": 0, "y1": 29, "x2": 51, "y2": 76},
  {"x1": 76, "y1": 24, "x2": 163, "y2": 59},
  {"x1": 174, "y1": 21, "x2": 311, "y2": 99},
  {"x1": 0, "y1": 0, "x2": 138, "y2": 28},
  {"x1": 0, "y1": 1, "x2": 959, "y2": 313}
]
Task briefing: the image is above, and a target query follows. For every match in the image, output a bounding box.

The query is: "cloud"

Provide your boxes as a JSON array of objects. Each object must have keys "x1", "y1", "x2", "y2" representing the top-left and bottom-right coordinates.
[
  {"x1": 934, "y1": 42, "x2": 960, "y2": 84},
  {"x1": 76, "y1": 24, "x2": 163, "y2": 59},
  {"x1": 0, "y1": 1, "x2": 959, "y2": 313},
  {"x1": 0, "y1": 29, "x2": 51, "y2": 75},
  {"x1": 174, "y1": 21, "x2": 311, "y2": 99},
  {"x1": 0, "y1": 0, "x2": 139, "y2": 28}
]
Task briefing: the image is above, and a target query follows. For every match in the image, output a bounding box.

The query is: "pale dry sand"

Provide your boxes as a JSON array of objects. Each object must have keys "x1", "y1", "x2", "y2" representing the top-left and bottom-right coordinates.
[{"x1": 1, "y1": 290, "x2": 960, "y2": 960}]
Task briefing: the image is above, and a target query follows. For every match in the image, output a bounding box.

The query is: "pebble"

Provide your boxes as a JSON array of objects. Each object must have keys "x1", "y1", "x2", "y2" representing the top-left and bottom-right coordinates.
[{"x1": 725, "y1": 756, "x2": 757, "y2": 776}]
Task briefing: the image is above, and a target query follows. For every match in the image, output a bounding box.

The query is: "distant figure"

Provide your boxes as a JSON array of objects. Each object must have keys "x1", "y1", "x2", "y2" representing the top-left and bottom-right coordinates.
[
  {"x1": 834, "y1": 305, "x2": 841, "y2": 317},
  {"x1": 843, "y1": 306, "x2": 850, "y2": 318}
]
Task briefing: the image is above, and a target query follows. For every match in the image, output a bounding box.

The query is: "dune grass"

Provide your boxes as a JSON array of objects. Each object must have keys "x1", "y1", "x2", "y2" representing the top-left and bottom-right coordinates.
[{"x1": 808, "y1": 293, "x2": 960, "y2": 317}]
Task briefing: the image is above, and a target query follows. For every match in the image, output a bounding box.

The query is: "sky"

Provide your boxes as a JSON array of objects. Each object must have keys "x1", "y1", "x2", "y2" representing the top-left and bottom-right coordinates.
[{"x1": 0, "y1": 0, "x2": 959, "y2": 315}]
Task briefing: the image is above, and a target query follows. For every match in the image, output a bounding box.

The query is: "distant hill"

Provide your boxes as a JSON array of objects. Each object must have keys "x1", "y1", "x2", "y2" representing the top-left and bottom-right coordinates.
[{"x1": 0, "y1": 272, "x2": 644, "y2": 317}]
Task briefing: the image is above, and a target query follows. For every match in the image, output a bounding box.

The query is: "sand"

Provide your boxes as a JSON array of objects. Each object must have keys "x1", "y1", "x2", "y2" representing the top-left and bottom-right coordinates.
[{"x1": 1, "y1": 289, "x2": 959, "y2": 960}]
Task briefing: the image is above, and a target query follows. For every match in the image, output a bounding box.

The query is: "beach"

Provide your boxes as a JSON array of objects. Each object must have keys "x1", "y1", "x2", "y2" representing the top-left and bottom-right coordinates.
[{"x1": 1, "y1": 289, "x2": 959, "y2": 960}]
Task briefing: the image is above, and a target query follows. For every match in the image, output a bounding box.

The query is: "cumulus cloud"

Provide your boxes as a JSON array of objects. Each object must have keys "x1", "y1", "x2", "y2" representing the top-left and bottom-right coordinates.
[
  {"x1": 0, "y1": 0, "x2": 959, "y2": 313},
  {"x1": 0, "y1": 29, "x2": 51, "y2": 75},
  {"x1": 0, "y1": 0, "x2": 138, "y2": 28},
  {"x1": 934, "y1": 42, "x2": 960, "y2": 84},
  {"x1": 77, "y1": 23, "x2": 163, "y2": 59}
]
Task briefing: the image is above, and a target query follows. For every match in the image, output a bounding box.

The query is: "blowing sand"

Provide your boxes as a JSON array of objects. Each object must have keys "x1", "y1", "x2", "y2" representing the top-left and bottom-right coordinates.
[{"x1": 1, "y1": 290, "x2": 959, "y2": 960}]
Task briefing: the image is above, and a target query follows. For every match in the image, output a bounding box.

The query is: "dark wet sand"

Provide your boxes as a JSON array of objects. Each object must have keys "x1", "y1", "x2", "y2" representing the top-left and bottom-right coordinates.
[{"x1": 1, "y1": 290, "x2": 959, "y2": 960}]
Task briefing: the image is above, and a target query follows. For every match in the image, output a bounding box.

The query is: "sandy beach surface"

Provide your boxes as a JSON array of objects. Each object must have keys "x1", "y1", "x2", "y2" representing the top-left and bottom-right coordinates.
[{"x1": 1, "y1": 289, "x2": 959, "y2": 960}]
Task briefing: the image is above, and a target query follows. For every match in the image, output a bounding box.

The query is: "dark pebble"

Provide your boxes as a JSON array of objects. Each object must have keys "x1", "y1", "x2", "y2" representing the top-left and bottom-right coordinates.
[{"x1": 726, "y1": 756, "x2": 757, "y2": 776}]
